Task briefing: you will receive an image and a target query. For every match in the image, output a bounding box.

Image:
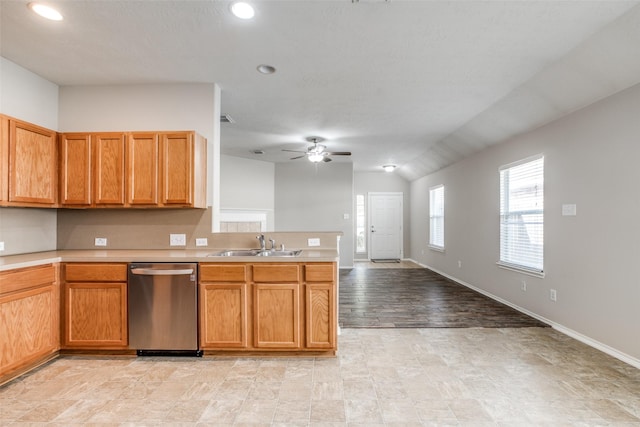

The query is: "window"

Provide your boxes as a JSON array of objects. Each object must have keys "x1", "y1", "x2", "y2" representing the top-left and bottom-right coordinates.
[
  {"x1": 429, "y1": 185, "x2": 444, "y2": 250},
  {"x1": 356, "y1": 194, "x2": 366, "y2": 253},
  {"x1": 499, "y1": 155, "x2": 544, "y2": 275}
]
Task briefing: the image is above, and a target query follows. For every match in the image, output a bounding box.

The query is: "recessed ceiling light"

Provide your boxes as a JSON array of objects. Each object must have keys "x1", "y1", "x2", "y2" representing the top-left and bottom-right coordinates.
[
  {"x1": 383, "y1": 164, "x2": 396, "y2": 172},
  {"x1": 28, "y1": 2, "x2": 63, "y2": 21},
  {"x1": 256, "y1": 64, "x2": 276, "y2": 74},
  {"x1": 230, "y1": 2, "x2": 255, "y2": 19}
]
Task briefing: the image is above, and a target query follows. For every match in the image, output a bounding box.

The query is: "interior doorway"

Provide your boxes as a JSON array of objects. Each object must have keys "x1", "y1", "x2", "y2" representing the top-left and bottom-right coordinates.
[{"x1": 368, "y1": 192, "x2": 403, "y2": 261}]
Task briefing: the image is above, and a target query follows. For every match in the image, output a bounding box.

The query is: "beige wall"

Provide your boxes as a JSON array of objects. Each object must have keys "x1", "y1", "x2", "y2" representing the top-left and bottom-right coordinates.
[
  {"x1": 275, "y1": 162, "x2": 354, "y2": 267},
  {"x1": 220, "y1": 155, "x2": 275, "y2": 230},
  {"x1": 410, "y1": 82, "x2": 640, "y2": 364}
]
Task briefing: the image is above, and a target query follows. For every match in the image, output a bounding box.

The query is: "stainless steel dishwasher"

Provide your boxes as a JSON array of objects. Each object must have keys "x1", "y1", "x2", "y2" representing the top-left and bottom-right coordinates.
[{"x1": 128, "y1": 263, "x2": 201, "y2": 356}]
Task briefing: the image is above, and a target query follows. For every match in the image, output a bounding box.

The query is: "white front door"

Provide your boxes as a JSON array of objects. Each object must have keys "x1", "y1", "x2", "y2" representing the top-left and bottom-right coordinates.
[{"x1": 369, "y1": 192, "x2": 403, "y2": 260}]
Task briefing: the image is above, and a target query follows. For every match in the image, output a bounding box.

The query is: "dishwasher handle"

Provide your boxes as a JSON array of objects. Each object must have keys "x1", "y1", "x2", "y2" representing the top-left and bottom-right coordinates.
[{"x1": 130, "y1": 268, "x2": 194, "y2": 276}]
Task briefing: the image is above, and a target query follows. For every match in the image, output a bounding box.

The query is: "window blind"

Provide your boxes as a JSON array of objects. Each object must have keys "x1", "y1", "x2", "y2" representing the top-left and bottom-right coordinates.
[
  {"x1": 499, "y1": 156, "x2": 544, "y2": 274},
  {"x1": 429, "y1": 185, "x2": 445, "y2": 249}
]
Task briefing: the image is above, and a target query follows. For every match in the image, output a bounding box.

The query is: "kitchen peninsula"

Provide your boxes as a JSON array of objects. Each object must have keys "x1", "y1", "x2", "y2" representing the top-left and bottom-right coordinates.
[{"x1": 0, "y1": 232, "x2": 340, "y2": 386}]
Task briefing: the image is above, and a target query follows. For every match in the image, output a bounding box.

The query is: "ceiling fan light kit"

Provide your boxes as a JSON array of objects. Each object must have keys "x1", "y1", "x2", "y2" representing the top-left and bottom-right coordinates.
[{"x1": 282, "y1": 136, "x2": 351, "y2": 164}]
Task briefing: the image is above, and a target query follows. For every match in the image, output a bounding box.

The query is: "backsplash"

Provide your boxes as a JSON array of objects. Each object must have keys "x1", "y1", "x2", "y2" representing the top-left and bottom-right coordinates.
[
  {"x1": 56, "y1": 207, "x2": 340, "y2": 251},
  {"x1": 0, "y1": 208, "x2": 57, "y2": 256}
]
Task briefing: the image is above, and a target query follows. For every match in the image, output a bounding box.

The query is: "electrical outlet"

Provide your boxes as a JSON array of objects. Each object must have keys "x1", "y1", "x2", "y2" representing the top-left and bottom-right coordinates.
[
  {"x1": 0, "y1": 241, "x2": 4, "y2": 251},
  {"x1": 550, "y1": 289, "x2": 557, "y2": 302},
  {"x1": 308, "y1": 238, "x2": 320, "y2": 247},
  {"x1": 458, "y1": 260, "x2": 462, "y2": 268},
  {"x1": 170, "y1": 234, "x2": 186, "y2": 246},
  {"x1": 521, "y1": 280, "x2": 527, "y2": 291},
  {"x1": 94, "y1": 237, "x2": 107, "y2": 247},
  {"x1": 195, "y1": 238, "x2": 208, "y2": 247}
]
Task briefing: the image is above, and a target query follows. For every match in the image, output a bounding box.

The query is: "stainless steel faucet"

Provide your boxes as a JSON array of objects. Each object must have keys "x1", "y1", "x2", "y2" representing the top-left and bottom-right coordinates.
[
  {"x1": 269, "y1": 238, "x2": 276, "y2": 251},
  {"x1": 256, "y1": 234, "x2": 266, "y2": 250}
]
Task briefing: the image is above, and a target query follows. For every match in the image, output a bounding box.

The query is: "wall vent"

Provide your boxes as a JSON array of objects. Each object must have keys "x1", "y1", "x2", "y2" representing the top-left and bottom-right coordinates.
[{"x1": 220, "y1": 114, "x2": 235, "y2": 123}]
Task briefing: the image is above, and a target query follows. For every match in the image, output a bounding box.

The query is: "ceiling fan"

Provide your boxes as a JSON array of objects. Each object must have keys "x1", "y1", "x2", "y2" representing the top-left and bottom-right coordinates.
[{"x1": 283, "y1": 137, "x2": 351, "y2": 163}]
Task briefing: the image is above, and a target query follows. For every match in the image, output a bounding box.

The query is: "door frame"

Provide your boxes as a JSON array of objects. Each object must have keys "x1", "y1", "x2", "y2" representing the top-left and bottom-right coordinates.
[{"x1": 367, "y1": 192, "x2": 403, "y2": 260}]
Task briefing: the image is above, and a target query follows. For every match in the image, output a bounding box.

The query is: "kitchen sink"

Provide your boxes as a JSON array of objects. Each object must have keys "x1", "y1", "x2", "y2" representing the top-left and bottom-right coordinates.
[
  {"x1": 207, "y1": 250, "x2": 260, "y2": 257},
  {"x1": 207, "y1": 249, "x2": 302, "y2": 257},
  {"x1": 254, "y1": 250, "x2": 302, "y2": 257}
]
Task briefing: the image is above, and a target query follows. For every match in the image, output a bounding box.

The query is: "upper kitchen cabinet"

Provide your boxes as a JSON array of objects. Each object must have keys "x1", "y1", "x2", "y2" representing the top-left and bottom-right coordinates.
[
  {"x1": 128, "y1": 131, "x2": 207, "y2": 208},
  {"x1": 59, "y1": 133, "x2": 92, "y2": 206},
  {"x1": 60, "y1": 132, "x2": 127, "y2": 207},
  {"x1": 0, "y1": 115, "x2": 57, "y2": 207},
  {"x1": 161, "y1": 132, "x2": 207, "y2": 208},
  {"x1": 58, "y1": 130, "x2": 206, "y2": 208},
  {"x1": 94, "y1": 133, "x2": 126, "y2": 206},
  {"x1": 127, "y1": 132, "x2": 159, "y2": 206}
]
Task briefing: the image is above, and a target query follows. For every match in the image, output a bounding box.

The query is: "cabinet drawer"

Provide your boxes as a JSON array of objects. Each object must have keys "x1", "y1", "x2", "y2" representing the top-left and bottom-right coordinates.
[
  {"x1": 252, "y1": 264, "x2": 300, "y2": 283},
  {"x1": 305, "y1": 264, "x2": 334, "y2": 282},
  {"x1": 0, "y1": 264, "x2": 56, "y2": 295},
  {"x1": 65, "y1": 263, "x2": 127, "y2": 282},
  {"x1": 200, "y1": 264, "x2": 247, "y2": 282}
]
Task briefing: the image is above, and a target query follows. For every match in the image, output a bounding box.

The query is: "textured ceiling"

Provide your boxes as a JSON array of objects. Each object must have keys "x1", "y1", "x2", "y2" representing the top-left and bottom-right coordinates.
[{"x1": 2, "y1": 1, "x2": 640, "y2": 180}]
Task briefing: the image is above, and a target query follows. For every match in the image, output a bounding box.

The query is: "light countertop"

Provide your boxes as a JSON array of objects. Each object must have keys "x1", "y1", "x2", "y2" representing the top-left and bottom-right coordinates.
[{"x1": 0, "y1": 249, "x2": 340, "y2": 271}]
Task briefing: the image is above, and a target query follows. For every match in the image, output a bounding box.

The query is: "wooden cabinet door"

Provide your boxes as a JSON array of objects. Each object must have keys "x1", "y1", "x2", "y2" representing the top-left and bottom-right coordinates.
[
  {"x1": 253, "y1": 283, "x2": 300, "y2": 349},
  {"x1": 59, "y1": 133, "x2": 91, "y2": 206},
  {"x1": 94, "y1": 133, "x2": 126, "y2": 206},
  {"x1": 8, "y1": 119, "x2": 57, "y2": 205},
  {"x1": 127, "y1": 133, "x2": 158, "y2": 205},
  {"x1": 200, "y1": 283, "x2": 248, "y2": 349},
  {"x1": 64, "y1": 283, "x2": 128, "y2": 348},
  {"x1": 0, "y1": 264, "x2": 58, "y2": 379},
  {"x1": 62, "y1": 263, "x2": 128, "y2": 349},
  {"x1": 161, "y1": 132, "x2": 192, "y2": 206},
  {"x1": 305, "y1": 283, "x2": 336, "y2": 349}
]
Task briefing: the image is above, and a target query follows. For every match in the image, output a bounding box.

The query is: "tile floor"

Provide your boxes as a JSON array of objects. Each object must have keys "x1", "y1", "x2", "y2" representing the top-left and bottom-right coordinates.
[{"x1": 2, "y1": 328, "x2": 640, "y2": 426}]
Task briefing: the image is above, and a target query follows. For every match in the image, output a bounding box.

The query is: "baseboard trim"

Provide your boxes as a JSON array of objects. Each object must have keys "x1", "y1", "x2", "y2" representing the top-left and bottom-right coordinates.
[{"x1": 408, "y1": 258, "x2": 640, "y2": 370}]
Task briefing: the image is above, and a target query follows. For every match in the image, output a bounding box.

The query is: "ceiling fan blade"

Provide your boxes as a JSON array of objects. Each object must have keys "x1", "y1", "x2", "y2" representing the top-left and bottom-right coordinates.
[
  {"x1": 325, "y1": 151, "x2": 351, "y2": 156},
  {"x1": 290, "y1": 155, "x2": 306, "y2": 160},
  {"x1": 322, "y1": 157, "x2": 332, "y2": 162},
  {"x1": 282, "y1": 149, "x2": 306, "y2": 153}
]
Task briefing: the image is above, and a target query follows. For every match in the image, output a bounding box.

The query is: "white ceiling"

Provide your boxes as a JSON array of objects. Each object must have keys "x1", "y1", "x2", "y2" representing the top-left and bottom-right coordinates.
[{"x1": 2, "y1": 0, "x2": 640, "y2": 181}]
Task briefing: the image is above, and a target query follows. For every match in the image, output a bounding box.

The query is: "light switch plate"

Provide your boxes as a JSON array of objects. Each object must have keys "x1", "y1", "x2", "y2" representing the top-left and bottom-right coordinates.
[
  {"x1": 0, "y1": 241, "x2": 4, "y2": 251},
  {"x1": 94, "y1": 237, "x2": 107, "y2": 247},
  {"x1": 170, "y1": 234, "x2": 187, "y2": 246},
  {"x1": 195, "y1": 238, "x2": 208, "y2": 247},
  {"x1": 308, "y1": 238, "x2": 320, "y2": 247}
]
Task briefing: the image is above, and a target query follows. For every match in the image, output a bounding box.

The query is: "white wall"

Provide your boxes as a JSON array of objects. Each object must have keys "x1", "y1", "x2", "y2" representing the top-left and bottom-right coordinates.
[
  {"x1": 220, "y1": 155, "x2": 275, "y2": 230},
  {"x1": 354, "y1": 172, "x2": 411, "y2": 260},
  {"x1": 58, "y1": 84, "x2": 219, "y2": 207},
  {"x1": 0, "y1": 57, "x2": 59, "y2": 255},
  {"x1": 275, "y1": 162, "x2": 354, "y2": 267},
  {"x1": 410, "y1": 82, "x2": 640, "y2": 364},
  {"x1": 0, "y1": 57, "x2": 59, "y2": 129}
]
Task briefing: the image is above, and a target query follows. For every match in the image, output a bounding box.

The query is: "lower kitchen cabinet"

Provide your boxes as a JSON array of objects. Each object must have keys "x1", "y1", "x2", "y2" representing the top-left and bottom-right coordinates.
[
  {"x1": 253, "y1": 283, "x2": 300, "y2": 349},
  {"x1": 0, "y1": 264, "x2": 59, "y2": 382},
  {"x1": 199, "y1": 262, "x2": 336, "y2": 353},
  {"x1": 62, "y1": 263, "x2": 128, "y2": 349},
  {"x1": 304, "y1": 263, "x2": 337, "y2": 349},
  {"x1": 199, "y1": 264, "x2": 249, "y2": 349}
]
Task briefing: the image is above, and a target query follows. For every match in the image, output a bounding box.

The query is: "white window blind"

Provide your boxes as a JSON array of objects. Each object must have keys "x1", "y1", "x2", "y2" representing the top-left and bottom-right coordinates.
[
  {"x1": 499, "y1": 156, "x2": 544, "y2": 274},
  {"x1": 429, "y1": 185, "x2": 444, "y2": 249}
]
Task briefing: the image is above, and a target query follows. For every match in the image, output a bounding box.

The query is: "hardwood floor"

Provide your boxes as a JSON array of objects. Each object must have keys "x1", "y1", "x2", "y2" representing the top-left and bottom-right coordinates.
[{"x1": 339, "y1": 266, "x2": 548, "y2": 328}]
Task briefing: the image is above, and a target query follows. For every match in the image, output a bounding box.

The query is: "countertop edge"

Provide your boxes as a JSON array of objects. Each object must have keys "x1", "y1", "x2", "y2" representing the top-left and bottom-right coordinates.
[{"x1": 0, "y1": 250, "x2": 340, "y2": 271}]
